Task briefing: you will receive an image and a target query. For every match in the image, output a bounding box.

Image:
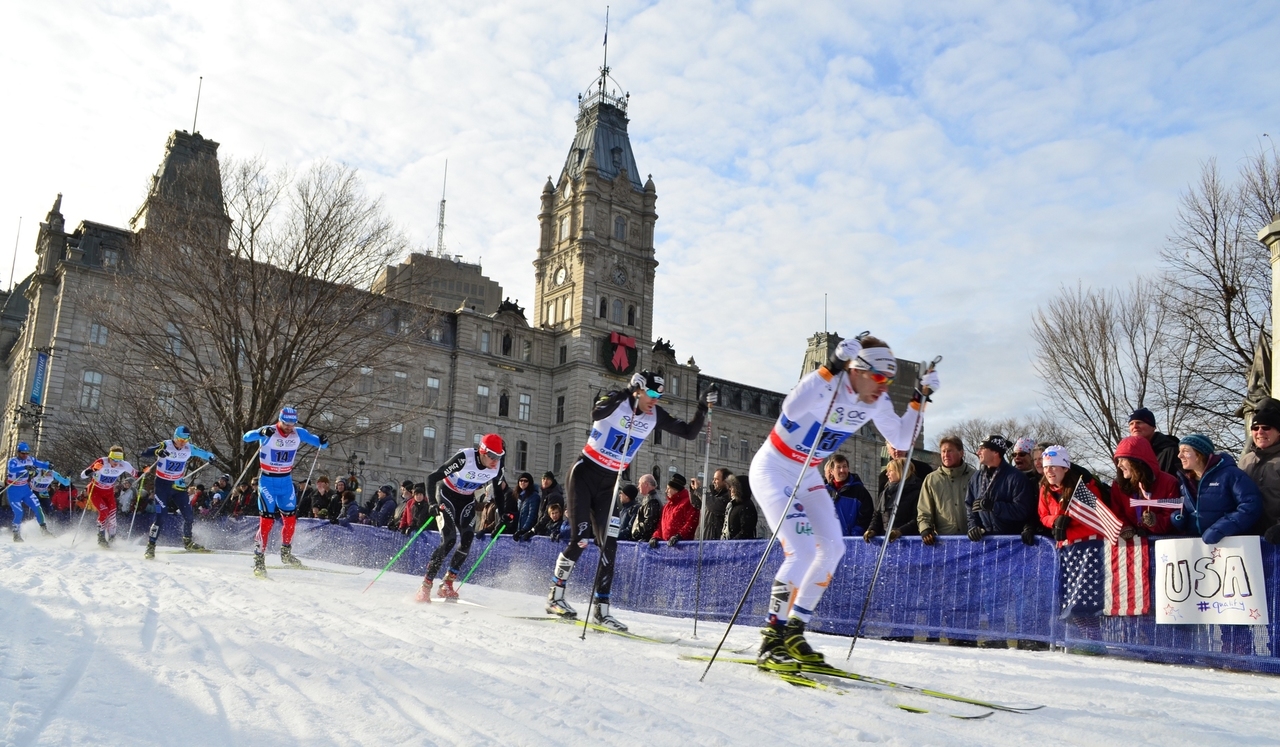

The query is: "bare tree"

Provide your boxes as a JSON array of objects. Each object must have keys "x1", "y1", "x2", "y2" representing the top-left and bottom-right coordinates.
[
  {"x1": 937, "y1": 414, "x2": 1073, "y2": 467},
  {"x1": 87, "y1": 157, "x2": 433, "y2": 474}
]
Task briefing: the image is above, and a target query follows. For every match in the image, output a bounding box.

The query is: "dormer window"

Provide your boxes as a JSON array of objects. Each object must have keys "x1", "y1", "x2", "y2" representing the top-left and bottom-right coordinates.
[
  {"x1": 611, "y1": 147, "x2": 623, "y2": 169},
  {"x1": 102, "y1": 248, "x2": 120, "y2": 269}
]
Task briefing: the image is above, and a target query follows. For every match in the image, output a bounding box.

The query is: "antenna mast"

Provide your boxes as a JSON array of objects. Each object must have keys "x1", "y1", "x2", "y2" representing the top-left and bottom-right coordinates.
[
  {"x1": 600, "y1": 6, "x2": 610, "y2": 94},
  {"x1": 434, "y1": 161, "x2": 448, "y2": 256},
  {"x1": 192, "y1": 76, "x2": 203, "y2": 133}
]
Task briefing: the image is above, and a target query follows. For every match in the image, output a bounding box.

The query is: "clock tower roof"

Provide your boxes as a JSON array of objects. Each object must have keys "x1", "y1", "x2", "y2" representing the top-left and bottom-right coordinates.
[{"x1": 565, "y1": 74, "x2": 643, "y2": 191}]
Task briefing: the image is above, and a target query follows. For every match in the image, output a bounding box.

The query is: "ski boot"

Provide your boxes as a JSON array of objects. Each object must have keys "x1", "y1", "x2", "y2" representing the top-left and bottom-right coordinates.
[
  {"x1": 757, "y1": 622, "x2": 801, "y2": 672},
  {"x1": 280, "y1": 544, "x2": 303, "y2": 568},
  {"x1": 545, "y1": 582, "x2": 576, "y2": 619},
  {"x1": 437, "y1": 572, "x2": 460, "y2": 601},
  {"x1": 144, "y1": 542, "x2": 156, "y2": 560},
  {"x1": 415, "y1": 581, "x2": 433, "y2": 603},
  {"x1": 39, "y1": 524, "x2": 53, "y2": 537},
  {"x1": 12, "y1": 528, "x2": 23, "y2": 543},
  {"x1": 97, "y1": 530, "x2": 110, "y2": 548},
  {"x1": 183, "y1": 536, "x2": 206, "y2": 552},
  {"x1": 782, "y1": 618, "x2": 826, "y2": 667},
  {"x1": 592, "y1": 600, "x2": 628, "y2": 632},
  {"x1": 253, "y1": 552, "x2": 268, "y2": 578}
]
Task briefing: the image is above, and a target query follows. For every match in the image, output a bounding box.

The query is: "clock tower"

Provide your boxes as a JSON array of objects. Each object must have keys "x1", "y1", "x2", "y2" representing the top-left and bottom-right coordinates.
[{"x1": 533, "y1": 64, "x2": 658, "y2": 356}]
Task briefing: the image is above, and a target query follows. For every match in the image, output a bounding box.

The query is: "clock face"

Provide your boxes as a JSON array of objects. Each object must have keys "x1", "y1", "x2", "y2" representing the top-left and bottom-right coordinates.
[
  {"x1": 612, "y1": 266, "x2": 628, "y2": 286},
  {"x1": 554, "y1": 267, "x2": 567, "y2": 285}
]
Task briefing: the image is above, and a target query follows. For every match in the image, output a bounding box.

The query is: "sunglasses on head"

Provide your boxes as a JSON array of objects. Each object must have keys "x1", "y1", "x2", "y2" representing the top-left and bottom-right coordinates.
[{"x1": 1252, "y1": 424, "x2": 1274, "y2": 432}]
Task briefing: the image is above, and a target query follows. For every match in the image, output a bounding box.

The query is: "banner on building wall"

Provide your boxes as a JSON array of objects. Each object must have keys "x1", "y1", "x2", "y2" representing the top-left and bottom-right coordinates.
[
  {"x1": 29, "y1": 352, "x2": 49, "y2": 406},
  {"x1": 1154, "y1": 536, "x2": 1269, "y2": 625}
]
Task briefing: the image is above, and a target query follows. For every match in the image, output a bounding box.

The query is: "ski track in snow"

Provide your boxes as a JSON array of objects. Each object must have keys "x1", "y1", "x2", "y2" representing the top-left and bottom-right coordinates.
[{"x1": 1, "y1": 529, "x2": 1279, "y2": 746}]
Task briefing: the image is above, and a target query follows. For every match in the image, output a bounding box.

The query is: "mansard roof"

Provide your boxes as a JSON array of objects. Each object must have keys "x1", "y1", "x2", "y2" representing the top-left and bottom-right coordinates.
[{"x1": 563, "y1": 88, "x2": 643, "y2": 191}]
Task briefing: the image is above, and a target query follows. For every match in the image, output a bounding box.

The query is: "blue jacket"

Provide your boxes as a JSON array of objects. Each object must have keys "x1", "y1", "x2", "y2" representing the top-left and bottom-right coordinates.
[
  {"x1": 370, "y1": 496, "x2": 397, "y2": 527},
  {"x1": 516, "y1": 486, "x2": 541, "y2": 535},
  {"x1": 1173, "y1": 453, "x2": 1263, "y2": 544},
  {"x1": 966, "y1": 460, "x2": 1035, "y2": 534},
  {"x1": 827, "y1": 477, "x2": 873, "y2": 536}
]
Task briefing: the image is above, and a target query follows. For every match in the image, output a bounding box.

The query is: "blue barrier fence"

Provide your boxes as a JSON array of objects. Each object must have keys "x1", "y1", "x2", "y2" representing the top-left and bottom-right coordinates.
[{"x1": 128, "y1": 515, "x2": 1280, "y2": 674}]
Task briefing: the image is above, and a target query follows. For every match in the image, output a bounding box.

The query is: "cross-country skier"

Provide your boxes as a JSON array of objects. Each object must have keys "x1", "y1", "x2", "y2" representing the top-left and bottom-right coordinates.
[
  {"x1": 415, "y1": 434, "x2": 508, "y2": 602},
  {"x1": 31, "y1": 465, "x2": 70, "y2": 517},
  {"x1": 749, "y1": 335, "x2": 939, "y2": 671},
  {"x1": 80, "y1": 446, "x2": 138, "y2": 547},
  {"x1": 242, "y1": 407, "x2": 328, "y2": 577},
  {"x1": 139, "y1": 425, "x2": 216, "y2": 559},
  {"x1": 545, "y1": 371, "x2": 709, "y2": 631},
  {"x1": 7, "y1": 442, "x2": 54, "y2": 541}
]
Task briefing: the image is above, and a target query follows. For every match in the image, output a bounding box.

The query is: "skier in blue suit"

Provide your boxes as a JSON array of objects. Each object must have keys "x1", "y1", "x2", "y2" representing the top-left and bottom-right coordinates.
[
  {"x1": 7, "y1": 441, "x2": 52, "y2": 541},
  {"x1": 242, "y1": 406, "x2": 327, "y2": 576}
]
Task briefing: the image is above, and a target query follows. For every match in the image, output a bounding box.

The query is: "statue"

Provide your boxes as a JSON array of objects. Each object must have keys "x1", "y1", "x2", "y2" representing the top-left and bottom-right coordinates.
[{"x1": 1239, "y1": 330, "x2": 1272, "y2": 435}]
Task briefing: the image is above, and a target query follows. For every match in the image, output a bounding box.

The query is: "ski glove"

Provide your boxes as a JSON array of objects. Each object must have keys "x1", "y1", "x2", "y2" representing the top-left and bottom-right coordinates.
[
  {"x1": 974, "y1": 496, "x2": 994, "y2": 512},
  {"x1": 1020, "y1": 526, "x2": 1037, "y2": 546},
  {"x1": 920, "y1": 369, "x2": 941, "y2": 393},
  {"x1": 648, "y1": 537, "x2": 660, "y2": 549},
  {"x1": 920, "y1": 528, "x2": 937, "y2": 546},
  {"x1": 1052, "y1": 515, "x2": 1069, "y2": 542},
  {"x1": 967, "y1": 527, "x2": 985, "y2": 542},
  {"x1": 318, "y1": 434, "x2": 329, "y2": 448},
  {"x1": 258, "y1": 426, "x2": 274, "y2": 438},
  {"x1": 668, "y1": 534, "x2": 681, "y2": 547},
  {"x1": 1265, "y1": 524, "x2": 1280, "y2": 545},
  {"x1": 1201, "y1": 526, "x2": 1225, "y2": 545},
  {"x1": 862, "y1": 529, "x2": 877, "y2": 543},
  {"x1": 630, "y1": 372, "x2": 647, "y2": 390},
  {"x1": 826, "y1": 337, "x2": 863, "y2": 372},
  {"x1": 887, "y1": 529, "x2": 901, "y2": 542}
]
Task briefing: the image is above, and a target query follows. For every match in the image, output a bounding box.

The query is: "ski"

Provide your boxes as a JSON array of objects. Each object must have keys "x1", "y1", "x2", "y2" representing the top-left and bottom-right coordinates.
[
  {"x1": 504, "y1": 615, "x2": 681, "y2": 644},
  {"x1": 266, "y1": 564, "x2": 362, "y2": 575},
  {"x1": 734, "y1": 663, "x2": 992, "y2": 719},
  {"x1": 682, "y1": 655, "x2": 1041, "y2": 713}
]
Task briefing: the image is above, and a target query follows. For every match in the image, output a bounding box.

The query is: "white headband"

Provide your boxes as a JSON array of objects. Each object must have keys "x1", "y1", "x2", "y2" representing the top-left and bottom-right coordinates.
[{"x1": 852, "y1": 347, "x2": 896, "y2": 376}]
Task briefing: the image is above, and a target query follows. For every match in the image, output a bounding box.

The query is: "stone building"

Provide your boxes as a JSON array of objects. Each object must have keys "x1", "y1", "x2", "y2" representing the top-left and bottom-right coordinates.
[{"x1": 0, "y1": 68, "x2": 922, "y2": 497}]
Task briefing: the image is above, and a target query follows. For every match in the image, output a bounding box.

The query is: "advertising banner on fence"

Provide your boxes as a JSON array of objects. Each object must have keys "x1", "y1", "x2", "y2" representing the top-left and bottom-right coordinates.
[{"x1": 1154, "y1": 536, "x2": 1269, "y2": 625}]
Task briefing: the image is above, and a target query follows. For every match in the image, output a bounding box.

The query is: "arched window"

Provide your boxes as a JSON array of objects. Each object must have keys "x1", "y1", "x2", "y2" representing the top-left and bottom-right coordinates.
[
  {"x1": 599, "y1": 296, "x2": 608, "y2": 317},
  {"x1": 627, "y1": 305, "x2": 635, "y2": 326},
  {"x1": 498, "y1": 391, "x2": 510, "y2": 418},
  {"x1": 614, "y1": 216, "x2": 627, "y2": 240},
  {"x1": 611, "y1": 299, "x2": 623, "y2": 323},
  {"x1": 502, "y1": 333, "x2": 512, "y2": 357}
]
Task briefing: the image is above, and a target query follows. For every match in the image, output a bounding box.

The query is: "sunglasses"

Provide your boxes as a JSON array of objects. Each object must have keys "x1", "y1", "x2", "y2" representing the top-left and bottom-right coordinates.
[
  {"x1": 645, "y1": 389, "x2": 663, "y2": 399},
  {"x1": 865, "y1": 371, "x2": 894, "y2": 385},
  {"x1": 1252, "y1": 424, "x2": 1274, "y2": 432}
]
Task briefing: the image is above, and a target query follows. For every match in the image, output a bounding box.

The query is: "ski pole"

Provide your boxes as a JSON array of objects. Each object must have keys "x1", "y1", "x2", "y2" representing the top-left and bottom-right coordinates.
[
  {"x1": 692, "y1": 388, "x2": 718, "y2": 638},
  {"x1": 362, "y1": 514, "x2": 437, "y2": 593},
  {"x1": 214, "y1": 456, "x2": 257, "y2": 519},
  {"x1": 456, "y1": 525, "x2": 505, "y2": 591},
  {"x1": 299, "y1": 447, "x2": 320, "y2": 508},
  {"x1": 700, "y1": 373, "x2": 843, "y2": 682},
  {"x1": 580, "y1": 393, "x2": 639, "y2": 641},
  {"x1": 846, "y1": 356, "x2": 941, "y2": 659},
  {"x1": 125, "y1": 462, "x2": 158, "y2": 543},
  {"x1": 70, "y1": 478, "x2": 94, "y2": 548}
]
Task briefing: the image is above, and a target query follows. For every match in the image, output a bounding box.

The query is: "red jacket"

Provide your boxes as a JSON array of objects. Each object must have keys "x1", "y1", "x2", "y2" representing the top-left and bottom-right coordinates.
[
  {"x1": 1109, "y1": 436, "x2": 1180, "y2": 534},
  {"x1": 656, "y1": 488, "x2": 699, "y2": 542},
  {"x1": 1038, "y1": 469, "x2": 1109, "y2": 547}
]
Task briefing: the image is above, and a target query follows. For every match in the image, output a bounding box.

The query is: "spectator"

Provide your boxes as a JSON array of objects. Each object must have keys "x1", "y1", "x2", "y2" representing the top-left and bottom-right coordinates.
[
  {"x1": 207, "y1": 474, "x2": 232, "y2": 516},
  {"x1": 630, "y1": 474, "x2": 662, "y2": 542},
  {"x1": 1011, "y1": 438, "x2": 1038, "y2": 485},
  {"x1": 825, "y1": 454, "x2": 873, "y2": 537},
  {"x1": 1037, "y1": 444, "x2": 1110, "y2": 647},
  {"x1": 539, "y1": 471, "x2": 564, "y2": 517},
  {"x1": 879, "y1": 447, "x2": 934, "y2": 493},
  {"x1": 305, "y1": 475, "x2": 333, "y2": 519},
  {"x1": 365, "y1": 484, "x2": 397, "y2": 527},
  {"x1": 328, "y1": 477, "x2": 348, "y2": 519},
  {"x1": 1110, "y1": 436, "x2": 1180, "y2": 536},
  {"x1": 650, "y1": 473, "x2": 699, "y2": 547},
  {"x1": 617, "y1": 484, "x2": 640, "y2": 541},
  {"x1": 1032, "y1": 443, "x2": 1050, "y2": 477},
  {"x1": 514, "y1": 473, "x2": 541, "y2": 537},
  {"x1": 117, "y1": 475, "x2": 139, "y2": 515},
  {"x1": 693, "y1": 468, "x2": 732, "y2": 541},
  {"x1": 918, "y1": 435, "x2": 976, "y2": 544},
  {"x1": 1240, "y1": 398, "x2": 1280, "y2": 544},
  {"x1": 229, "y1": 481, "x2": 258, "y2": 518},
  {"x1": 391, "y1": 479, "x2": 415, "y2": 527},
  {"x1": 722, "y1": 474, "x2": 758, "y2": 540},
  {"x1": 865, "y1": 457, "x2": 921, "y2": 542},
  {"x1": 1038, "y1": 445, "x2": 1112, "y2": 546},
  {"x1": 534, "y1": 502, "x2": 570, "y2": 541},
  {"x1": 966, "y1": 434, "x2": 1035, "y2": 540},
  {"x1": 1128, "y1": 407, "x2": 1181, "y2": 476},
  {"x1": 188, "y1": 483, "x2": 207, "y2": 513},
  {"x1": 1172, "y1": 434, "x2": 1261, "y2": 545},
  {"x1": 400, "y1": 483, "x2": 432, "y2": 534}
]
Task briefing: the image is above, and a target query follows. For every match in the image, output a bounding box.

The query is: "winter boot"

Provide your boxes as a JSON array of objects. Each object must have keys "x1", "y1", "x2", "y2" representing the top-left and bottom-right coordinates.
[
  {"x1": 415, "y1": 581, "x2": 433, "y2": 603},
  {"x1": 97, "y1": 530, "x2": 109, "y2": 548},
  {"x1": 280, "y1": 544, "x2": 302, "y2": 568},
  {"x1": 438, "y1": 572, "x2": 459, "y2": 600},
  {"x1": 144, "y1": 542, "x2": 156, "y2": 560},
  {"x1": 782, "y1": 617, "x2": 826, "y2": 667},
  {"x1": 183, "y1": 536, "x2": 206, "y2": 552},
  {"x1": 12, "y1": 528, "x2": 22, "y2": 543},
  {"x1": 592, "y1": 600, "x2": 628, "y2": 632},
  {"x1": 546, "y1": 582, "x2": 576, "y2": 619},
  {"x1": 757, "y1": 623, "x2": 800, "y2": 672},
  {"x1": 39, "y1": 524, "x2": 53, "y2": 537},
  {"x1": 253, "y1": 552, "x2": 267, "y2": 578}
]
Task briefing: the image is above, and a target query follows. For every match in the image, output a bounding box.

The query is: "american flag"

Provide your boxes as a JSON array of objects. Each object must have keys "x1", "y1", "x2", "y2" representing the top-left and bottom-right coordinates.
[
  {"x1": 1059, "y1": 537, "x2": 1151, "y2": 617},
  {"x1": 1064, "y1": 478, "x2": 1123, "y2": 543}
]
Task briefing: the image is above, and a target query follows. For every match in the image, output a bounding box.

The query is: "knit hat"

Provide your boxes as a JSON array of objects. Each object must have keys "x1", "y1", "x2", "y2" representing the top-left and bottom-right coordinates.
[
  {"x1": 1041, "y1": 445, "x2": 1071, "y2": 469},
  {"x1": 542, "y1": 471, "x2": 556, "y2": 482},
  {"x1": 621, "y1": 484, "x2": 639, "y2": 500},
  {"x1": 979, "y1": 435, "x2": 1012, "y2": 455},
  {"x1": 668, "y1": 473, "x2": 687, "y2": 492},
  {"x1": 1128, "y1": 408, "x2": 1156, "y2": 428},
  {"x1": 401, "y1": 479, "x2": 415, "y2": 491},
  {"x1": 1012, "y1": 437, "x2": 1036, "y2": 455},
  {"x1": 1179, "y1": 433, "x2": 1214, "y2": 457},
  {"x1": 1254, "y1": 398, "x2": 1280, "y2": 430}
]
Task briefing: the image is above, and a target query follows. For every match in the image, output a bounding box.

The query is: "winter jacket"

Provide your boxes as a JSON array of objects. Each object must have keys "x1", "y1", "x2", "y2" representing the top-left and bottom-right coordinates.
[
  {"x1": 1173, "y1": 453, "x2": 1263, "y2": 544},
  {"x1": 370, "y1": 495, "x2": 398, "y2": 528},
  {"x1": 616, "y1": 499, "x2": 640, "y2": 542},
  {"x1": 1038, "y1": 467, "x2": 1109, "y2": 547},
  {"x1": 1110, "y1": 436, "x2": 1180, "y2": 535},
  {"x1": 655, "y1": 488, "x2": 699, "y2": 542},
  {"x1": 879, "y1": 458, "x2": 934, "y2": 494},
  {"x1": 1239, "y1": 440, "x2": 1280, "y2": 537},
  {"x1": 533, "y1": 510, "x2": 570, "y2": 541},
  {"x1": 630, "y1": 494, "x2": 662, "y2": 542},
  {"x1": 917, "y1": 462, "x2": 975, "y2": 536},
  {"x1": 693, "y1": 487, "x2": 731, "y2": 541},
  {"x1": 966, "y1": 460, "x2": 1035, "y2": 534},
  {"x1": 827, "y1": 476, "x2": 874, "y2": 536},
  {"x1": 539, "y1": 481, "x2": 565, "y2": 516},
  {"x1": 869, "y1": 474, "x2": 922, "y2": 536},
  {"x1": 515, "y1": 486, "x2": 542, "y2": 535},
  {"x1": 400, "y1": 498, "x2": 433, "y2": 534},
  {"x1": 1149, "y1": 432, "x2": 1182, "y2": 476},
  {"x1": 722, "y1": 494, "x2": 758, "y2": 540}
]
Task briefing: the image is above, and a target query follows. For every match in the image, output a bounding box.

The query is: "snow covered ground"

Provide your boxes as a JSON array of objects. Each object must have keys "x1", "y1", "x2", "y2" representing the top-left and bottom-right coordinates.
[{"x1": 2, "y1": 528, "x2": 1279, "y2": 747}]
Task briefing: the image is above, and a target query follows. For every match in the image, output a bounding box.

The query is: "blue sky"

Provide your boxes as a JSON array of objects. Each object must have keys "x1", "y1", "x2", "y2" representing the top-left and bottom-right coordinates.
[{"x1": 2, "y1": 1, "x2": 1278, "y2": 440}]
